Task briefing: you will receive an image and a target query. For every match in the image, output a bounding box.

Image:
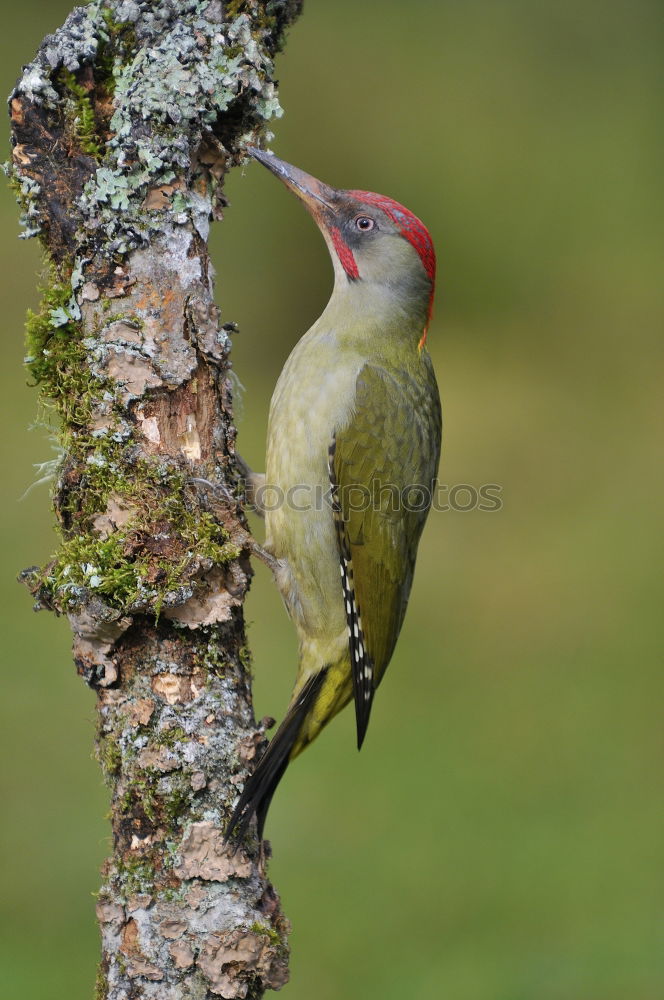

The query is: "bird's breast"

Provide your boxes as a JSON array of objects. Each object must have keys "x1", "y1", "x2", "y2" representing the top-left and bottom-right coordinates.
[
  {"x1": 263, "y1": 326, "x2": 363, "y2": 643},
  {"x1": 266, "y1": 327, "x2": 363, "y2": 492}
]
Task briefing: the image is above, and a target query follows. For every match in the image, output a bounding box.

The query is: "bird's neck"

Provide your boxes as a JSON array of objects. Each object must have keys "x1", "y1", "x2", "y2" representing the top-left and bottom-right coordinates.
[{"x1": 322, "y1": 276, "x2": 431, "y2": 351}]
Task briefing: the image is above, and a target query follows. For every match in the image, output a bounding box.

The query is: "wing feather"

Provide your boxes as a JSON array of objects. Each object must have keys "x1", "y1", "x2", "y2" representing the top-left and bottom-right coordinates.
[{"x1": 332, "y1": 358, "x2": 441, "y2": 746}]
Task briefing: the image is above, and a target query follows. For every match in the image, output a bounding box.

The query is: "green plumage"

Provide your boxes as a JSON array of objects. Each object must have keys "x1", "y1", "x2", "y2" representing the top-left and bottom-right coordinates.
[
  {"x1": 334, "y1": 359, "x2": 441, "y2": 685},
  {"x1": 225, "y1": 151, "x2": 441, "y2": 843}
]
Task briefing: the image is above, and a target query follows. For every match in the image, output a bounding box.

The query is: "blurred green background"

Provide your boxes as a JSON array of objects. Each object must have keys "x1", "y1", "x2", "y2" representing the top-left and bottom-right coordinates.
[{"x1": 1, "y1": 1, "x2": 662, "y2": 997}]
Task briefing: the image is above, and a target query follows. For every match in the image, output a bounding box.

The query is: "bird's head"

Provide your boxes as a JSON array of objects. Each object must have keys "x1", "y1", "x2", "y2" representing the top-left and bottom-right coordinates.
[{"x1": 248, "y1": 148, "x2": 436, "y2": 345}]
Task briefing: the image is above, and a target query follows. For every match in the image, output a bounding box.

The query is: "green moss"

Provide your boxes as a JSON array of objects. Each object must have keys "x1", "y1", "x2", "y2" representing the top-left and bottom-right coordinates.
[
  {"x1": 125, "y1": 770, "x2": 159, "y2": 822},
  {"x1": 100, "y1": 6, "x2": 137, "y2": 49},
  {"x1": 96, "y1": 9, "x2": 137, "y2": 90},
  {"x1": 199, "y1": 637, "x2": 230, "y2": 677},
  {"x1": 115, "y1": 856, "x2": 155, "y2": 897},
  {"x1": 94, "y1": 40, "x2": 116, "y2": 96},
  {"x1": 25, "y1": 276, "x2": 237, "y2": 619},
  {"x1": 103, "y1": 311, "x2": 144, "y2": 330},
  {"x1": 162, "y1": 781, "x2": 190, "y2": 824},
  {"x1": 94, "y1": 964, "x2": 108, "y2": 1000},
  {"x1": 98, "y1": 734, "x2": 122, "y2": 778},
  {"x1": 24, "y1": 276, "x2": 70, "y2": 370},
  {"x1": 47, "y1": 532, "x2": 143, "y2": 603},
  {"x1": 249, "y1": 922, "x2": 281, "y2": 946},
  {"x1": 59, "y1": 68, "x2": 102, "y2": 157},
  {"x1": 57, "y1": 9, "x2": 140, "y2": 159},
  {"x1": 24, "y1": 271, "x2": 103, "y2": 426},
  {"x1": 223, "y1": 43, "x2": 244, "y2": 60},
  {"x1": 239, "y1": 644, "x2": 252, "y2": 675},
  {"x1": 225, "y1": 0, "x2": 247, "y2": 18},
  {"x1": 38, "y1": 452, "x2": 239, "y2": 615},
  {"x1": 159, "y1": 885, "x2": 185, "y2": 903},
  {"x1": 121, "y1": 764, "x2": 193, "y2": 827},
  {"x1": 119, "y1": 787, "x2": 133, "y2": 814},
  {"x1": 155, "y1": 726, "x2": 188, "y2": 748},
  {"x1": 227, "y1": 0, "x2": 283, "y2": 36}
]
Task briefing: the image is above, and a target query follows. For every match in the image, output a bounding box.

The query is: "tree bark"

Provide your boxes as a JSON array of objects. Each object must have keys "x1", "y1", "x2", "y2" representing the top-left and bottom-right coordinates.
[{"x1": 8, "y1": 2, "x2": 301, "y2": 997}]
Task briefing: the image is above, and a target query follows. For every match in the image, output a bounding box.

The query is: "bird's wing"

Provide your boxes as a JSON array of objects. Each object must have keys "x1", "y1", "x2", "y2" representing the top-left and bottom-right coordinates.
[{"x1": 330, "y1": 357, "x2": 441, "y2": 747}]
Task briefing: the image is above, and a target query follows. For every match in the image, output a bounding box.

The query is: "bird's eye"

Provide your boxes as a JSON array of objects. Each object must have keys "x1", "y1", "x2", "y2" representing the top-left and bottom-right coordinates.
[{"x1": 354, "y1": 215, "x2": 375, "y2": 232}]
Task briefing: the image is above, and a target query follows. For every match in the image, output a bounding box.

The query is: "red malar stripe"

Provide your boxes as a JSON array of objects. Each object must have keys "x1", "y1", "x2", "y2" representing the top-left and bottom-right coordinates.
[{"x1": 330, "y1": 225, "x2": 360, "y2": 280}]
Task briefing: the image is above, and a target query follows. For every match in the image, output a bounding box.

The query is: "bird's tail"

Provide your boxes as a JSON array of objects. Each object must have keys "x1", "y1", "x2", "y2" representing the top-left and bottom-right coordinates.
[{"x1": 224, "y1": 668, "x2": 329, "y2": 845}]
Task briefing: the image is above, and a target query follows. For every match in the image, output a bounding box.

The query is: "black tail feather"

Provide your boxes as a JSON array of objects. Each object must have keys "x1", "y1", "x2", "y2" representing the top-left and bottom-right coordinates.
[{"x1": 224, "y1": 669, "x2": 328, "y2": 845}]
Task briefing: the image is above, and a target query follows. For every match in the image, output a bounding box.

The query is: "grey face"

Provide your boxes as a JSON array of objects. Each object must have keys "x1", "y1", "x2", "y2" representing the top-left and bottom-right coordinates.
[
  {"x1": 325, "y1": 196, "x2": 431, "y2": 308},
  {"x1": 328, "y1": 198, "x2": 400, "y2": 252}
]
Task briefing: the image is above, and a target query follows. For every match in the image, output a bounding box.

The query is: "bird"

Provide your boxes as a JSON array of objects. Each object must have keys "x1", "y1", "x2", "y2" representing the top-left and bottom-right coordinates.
[{"x1": 225, "y1": 147, "x2": 442, "y2": 844}]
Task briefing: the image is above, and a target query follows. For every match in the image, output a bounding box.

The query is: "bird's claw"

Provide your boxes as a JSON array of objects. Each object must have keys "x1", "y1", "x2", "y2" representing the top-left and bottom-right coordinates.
[
  {"x1": 188, "y1": 477, "x2": 279, "y2": 574},
  {"x1": 249, "y1": 539, "x2": 281, "y2": 575},
  {"x1": 188, "y1": 476, "x2": 236, "y2": 504}
]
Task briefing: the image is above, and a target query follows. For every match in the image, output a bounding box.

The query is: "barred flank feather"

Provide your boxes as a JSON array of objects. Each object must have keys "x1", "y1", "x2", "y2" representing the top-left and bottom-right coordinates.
[{"x1": 328, "y1": 439, "x2": 375, "y2": 749}]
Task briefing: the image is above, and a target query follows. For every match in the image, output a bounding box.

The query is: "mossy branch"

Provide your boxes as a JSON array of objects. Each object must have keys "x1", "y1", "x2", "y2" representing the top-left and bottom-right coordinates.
[{"x1": 8, "y1": 1, "x2": 302, "y2": 997}]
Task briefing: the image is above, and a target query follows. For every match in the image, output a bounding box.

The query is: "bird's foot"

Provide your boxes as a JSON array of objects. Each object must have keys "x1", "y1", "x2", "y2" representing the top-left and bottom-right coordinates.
[
  {"x1": 188, "y1": 475, "x2": 280, "y2": 576},
  {"x1": 249, "y1": 539, "x2": 281, "y2": 576},
  {"x1": 234, "y1": 452, "x2": 266, "y2": 519},
  {"x1": 188, "y1": 476, "x2": 236, "y2": 504},
  {"x1": 192, "y1": 454, "x2": 266, "y2": 517}
]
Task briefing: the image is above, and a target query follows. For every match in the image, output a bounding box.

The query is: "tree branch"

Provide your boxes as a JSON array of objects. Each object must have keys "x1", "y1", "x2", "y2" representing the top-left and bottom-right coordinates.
[{"x1": 8, "y1": 1, "x2": 301, "y2": 996}]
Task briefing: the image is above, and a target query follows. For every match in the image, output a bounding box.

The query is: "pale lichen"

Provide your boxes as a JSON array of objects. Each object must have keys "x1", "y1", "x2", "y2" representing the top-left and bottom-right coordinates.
[{"x1": 10, "y1": 1, "x2": 287, "y2": 254}]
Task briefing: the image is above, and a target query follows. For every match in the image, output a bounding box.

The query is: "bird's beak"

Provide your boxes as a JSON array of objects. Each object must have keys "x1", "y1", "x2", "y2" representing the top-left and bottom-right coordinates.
[{"x1": 248, "y1": 147, "x2": 337, "y2": 219}]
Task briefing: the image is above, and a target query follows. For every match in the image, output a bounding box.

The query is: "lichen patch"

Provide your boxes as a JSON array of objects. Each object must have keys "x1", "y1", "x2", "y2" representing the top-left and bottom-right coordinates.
[
  {"x1": 136, "y1": 746, "x2": 179, "y2": 772},
  {"x1": 152, "y1": 673, "x2": 196, "y2": 705},
  {"x1": 159, "y1": 918, "x2": 187, "y2": 940},
  {"x1": 169, "y1": 938, "x2": 195, "y2": 970},
  {"x1": 176, "y1": 821, "x2": 252, "y2": 882},
  {"x1": 106, "y1": 352, "x2": 163, "y2": 400},
  {"x1": 126, "y1": 697, "x2": 155, "y2": 727},
  {"x1": 102, "y1": 320, "x2": 143, "y2": 344},
  {"x1": 164, "y1": 567, "x2": 241, "y2": 628},
  {"x1": 198, "y1": 927, "x2": 289, "y2": 997}
]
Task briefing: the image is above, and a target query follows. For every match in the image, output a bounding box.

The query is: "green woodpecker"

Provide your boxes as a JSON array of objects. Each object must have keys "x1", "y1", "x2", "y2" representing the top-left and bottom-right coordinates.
[{"x1": 226, "y1": 148, "x2": 442, "y2": 842}]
